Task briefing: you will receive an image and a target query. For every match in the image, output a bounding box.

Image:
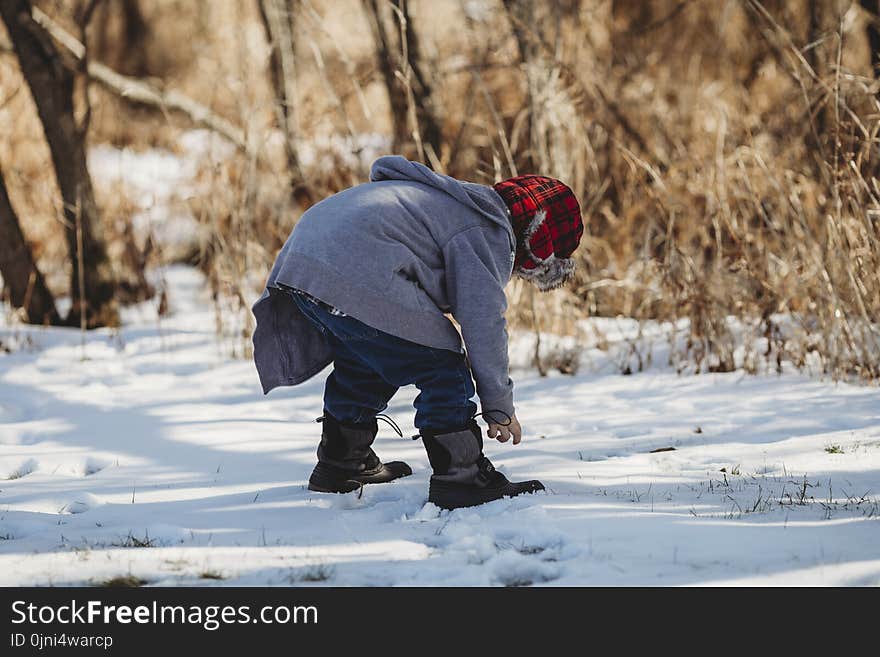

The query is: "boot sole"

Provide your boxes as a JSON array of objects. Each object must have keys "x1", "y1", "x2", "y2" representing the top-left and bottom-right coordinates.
[
  {"x1": 308, "y1": 479, "x2": 362, "y2": 494},
  {"x1": 308, "y1": 461, "x2": 413, "y2": 494},
  {"x1": 428, "y1": 479, "x2": 544, "y2": 510}
]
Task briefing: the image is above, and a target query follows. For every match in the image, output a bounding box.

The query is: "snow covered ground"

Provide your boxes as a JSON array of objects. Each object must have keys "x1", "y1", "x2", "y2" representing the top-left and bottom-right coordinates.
[{"x1": 1, "y1": 266, "x2": 878, "y2": 586}]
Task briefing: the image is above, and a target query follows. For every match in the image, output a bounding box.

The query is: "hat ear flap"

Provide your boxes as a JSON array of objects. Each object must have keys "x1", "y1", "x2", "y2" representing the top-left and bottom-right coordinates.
[
  {"x1": 521, "y1": 210, "x2": 554, "y2": 265},
  {"x1": 515, "y1": 255, "x2": 577, "y2": 291}
]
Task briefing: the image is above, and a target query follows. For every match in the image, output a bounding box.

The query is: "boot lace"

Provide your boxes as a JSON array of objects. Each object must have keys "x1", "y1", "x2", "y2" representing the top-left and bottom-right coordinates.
[
  {"x1": 376, "y1": 413, "x2": 403, "y2": 437},
  {"x1": 315, "y1": 413, "x2": 403, "y2": 437},
  {"x1": 316, "y1": 410, "x2": 510, "y2": 441},
  {"x1": 409, "y1": 409, "x2": 512, "y2": 440},
  {"x1": 472, "y1": 410, "x2": 512, "y2": 426}
]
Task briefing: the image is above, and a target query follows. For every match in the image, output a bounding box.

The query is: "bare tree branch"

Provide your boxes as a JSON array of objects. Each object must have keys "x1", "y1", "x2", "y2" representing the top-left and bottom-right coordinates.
[
  {"x1": 257, "y1": 0, "x2": 304, "y2": 182},
  {"x1": 1, "y1": 0, "x2": 118, "y2": 326},
  {"x1": 31, "y1": 6, "x2": 253, "y2": 157}
]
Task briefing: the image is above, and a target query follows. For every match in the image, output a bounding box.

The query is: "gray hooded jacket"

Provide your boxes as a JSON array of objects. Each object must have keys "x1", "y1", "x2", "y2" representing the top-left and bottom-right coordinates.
[{"x1": 252, "y1": 156, "x2": 517, "y2": 417}]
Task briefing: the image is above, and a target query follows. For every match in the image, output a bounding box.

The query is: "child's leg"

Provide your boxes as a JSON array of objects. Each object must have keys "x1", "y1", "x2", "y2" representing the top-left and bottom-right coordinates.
[
  {"x1": 288, "y1": 291, "x2": 399, "y2": 423},
  {"x1": 325, "y1": 333, "x2": 477, "y2": 431},
  {"x1": 285, "y1": 290, "x2": 540, "y2": 505},
  {"x1": 288, "y1": 288, "x2": 475, "y2": 431},
  {"x1": 325, "y1": 333, "x2": 475, "y2": 431},
  {"x1": 315, "y1": 326, "x2": 476, "y2": 433},
  {"x1": 289, "y1": 292, "x2": 411, "y2": 488},
  {"x1": 323, "y1": 349, "x2": 399, "y2": 424},
  {"x1": 407, "y1": 349, "x2": 477, "y2": 432},
  {"x1": 331, "y1": 336, "x2": 544, "y2": 509}
]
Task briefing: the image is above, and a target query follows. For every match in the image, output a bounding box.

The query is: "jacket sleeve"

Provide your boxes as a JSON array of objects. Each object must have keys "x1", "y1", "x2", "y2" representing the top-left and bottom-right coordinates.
[{"x1": 442, "y1": 226, "x2": 515, "y2": 420}]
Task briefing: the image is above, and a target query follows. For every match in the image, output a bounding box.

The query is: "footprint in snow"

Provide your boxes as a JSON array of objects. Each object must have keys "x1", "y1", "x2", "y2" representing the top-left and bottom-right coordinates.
[
  {"x1": 5, "y1": 458, "x2": 38, "y2": 480},
  {"x1": 57, "y1": 492, "x2": 104, "y2": 515},
  {"x1": 318, "y1": 481, "x2": 425, "y2": 515},
  {"x1": 81, "y1": 457, "x2": 111, "y2": 476},
  {"x1": 613, "y1": 428, "x2": 647, "y2": 438},
  {"x1": 0, "y1": 402, "x2": 20, "y2": 423},
  {"x1": 0, "y1": 519, "x2": 22, "y2": 540},
  {"x1": 489, "y1": 550, "x2": 562, "y2": 587}
]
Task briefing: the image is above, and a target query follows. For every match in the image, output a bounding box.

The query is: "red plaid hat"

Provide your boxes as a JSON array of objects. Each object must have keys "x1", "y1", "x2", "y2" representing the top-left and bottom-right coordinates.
[{"x1": 493, "y1": 174, "x2": 583, "y2": 291}]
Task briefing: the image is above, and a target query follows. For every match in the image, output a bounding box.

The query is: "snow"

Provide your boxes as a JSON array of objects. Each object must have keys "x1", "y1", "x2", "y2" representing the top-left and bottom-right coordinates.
[
  {"x1": 1, "y1": 266, "x2": 878, "y2": 586},
  {"x1": 84, "y1": 130, "x2": 392, "y2": 260},
  {"x1": 86, "y1": 130, "x2": 235, "y2": 253},
  {"x1": 297, "y1": 132, "x2": 391, "y2": 173}
]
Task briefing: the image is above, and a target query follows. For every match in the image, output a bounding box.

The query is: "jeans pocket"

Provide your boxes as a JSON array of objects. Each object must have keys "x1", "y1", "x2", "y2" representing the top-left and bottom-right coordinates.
[{"x1": 288, "y1": 289, "x2": 327, "y2": 335}]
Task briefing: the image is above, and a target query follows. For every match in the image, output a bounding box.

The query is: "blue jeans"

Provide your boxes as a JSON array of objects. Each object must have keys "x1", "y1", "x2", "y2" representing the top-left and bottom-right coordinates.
[{"x1": 289, "y1": 291, "x2": 477, "y2": 431}]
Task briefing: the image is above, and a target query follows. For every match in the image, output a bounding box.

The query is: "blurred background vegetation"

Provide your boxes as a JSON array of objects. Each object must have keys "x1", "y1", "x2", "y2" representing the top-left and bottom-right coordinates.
[{"x1": 1, "y1": 0, "x2": 879, "y2": 380}]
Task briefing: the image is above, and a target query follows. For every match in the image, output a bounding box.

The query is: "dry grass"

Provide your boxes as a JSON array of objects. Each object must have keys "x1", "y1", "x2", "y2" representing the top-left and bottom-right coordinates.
[
  {"x1": 2, "y1": 0, "x2": 879, "y2": 379},
  {"x1": 99, "y1": 574, "x2": 148, "y2": 587}
]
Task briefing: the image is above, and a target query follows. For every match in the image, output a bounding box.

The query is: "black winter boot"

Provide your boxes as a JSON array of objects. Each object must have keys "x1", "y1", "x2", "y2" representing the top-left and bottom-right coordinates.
[
  {"x1": 422, "y1": 420, "x2": 544, "y2": 510},
  {"x1": 308, "y1": 414, "x2": 412, "y2": 493}
]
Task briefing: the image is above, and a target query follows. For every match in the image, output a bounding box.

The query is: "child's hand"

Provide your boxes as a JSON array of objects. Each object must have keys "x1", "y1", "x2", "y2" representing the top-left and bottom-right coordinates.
[{"x1": 487, "y1": 414, "x2": 523, "y2": 445}]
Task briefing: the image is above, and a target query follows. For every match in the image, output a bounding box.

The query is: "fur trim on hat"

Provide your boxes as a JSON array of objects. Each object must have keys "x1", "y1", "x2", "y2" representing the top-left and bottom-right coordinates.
[
  {"x1": 514, "y1": 209, "x2": 577, "y2": 290},
  {"x1": 515, "y1": 254, "x2": 577, "y2": 291},
  {"x1": 520, "y1": 210, "x2": 547, "y2": 263}
]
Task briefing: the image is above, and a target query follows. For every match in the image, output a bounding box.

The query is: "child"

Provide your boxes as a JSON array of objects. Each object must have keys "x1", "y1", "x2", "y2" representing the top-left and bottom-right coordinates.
[{"x1": 252, "y1": 156, "x2": 583, "y2": 509}]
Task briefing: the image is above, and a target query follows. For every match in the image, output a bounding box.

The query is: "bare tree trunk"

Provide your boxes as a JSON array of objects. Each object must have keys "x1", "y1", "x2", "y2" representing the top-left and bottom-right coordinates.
[
  {"x1": 502, "y1": 0, "x2": 533, "y2": 65},
  {"x1": 362, "y1": 0, "x2": 409, "y2": 152},
  {"x1": 1, "y1": 0, "x2": 117, "y2": 327},
  {"x1": 859, "y1": 0, "x2": 880, "y2": 171},
  {"x1": 33, "y1": 7, "x2": 252, "y2": 158},
  {"x1": 397, "y1": 0, "x2": 442, "y2": 163},
  {"x1": 257, "y1": 0, "x2": 307, "y2": 195},
  {"x1": 860, "y1": 0, "x2": 880, "y2": 78},
  {"x1": 501, "y1": 0, "x2": 536, "y2": 171},
  {"x1": 0, "y1": 164, "x2": 60, "y2": 325},
  {"x1": 91, "y1": 0, "x2": 150, "y2": 76},
  {"x1": 362, "y1": 0, "x2": 442, "y2": 163},
  {"x1": 807, "y1": 0, "x2": 827, "y2": 139},
  {"x1": 119, "y1": 0, "x2": 150, "y2": 76}
]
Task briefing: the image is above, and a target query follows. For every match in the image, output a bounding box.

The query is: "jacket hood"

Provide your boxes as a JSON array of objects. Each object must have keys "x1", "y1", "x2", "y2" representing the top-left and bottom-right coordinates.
[{"x1": 369, "y1": 155, "x2": 513, "y2": 239}]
